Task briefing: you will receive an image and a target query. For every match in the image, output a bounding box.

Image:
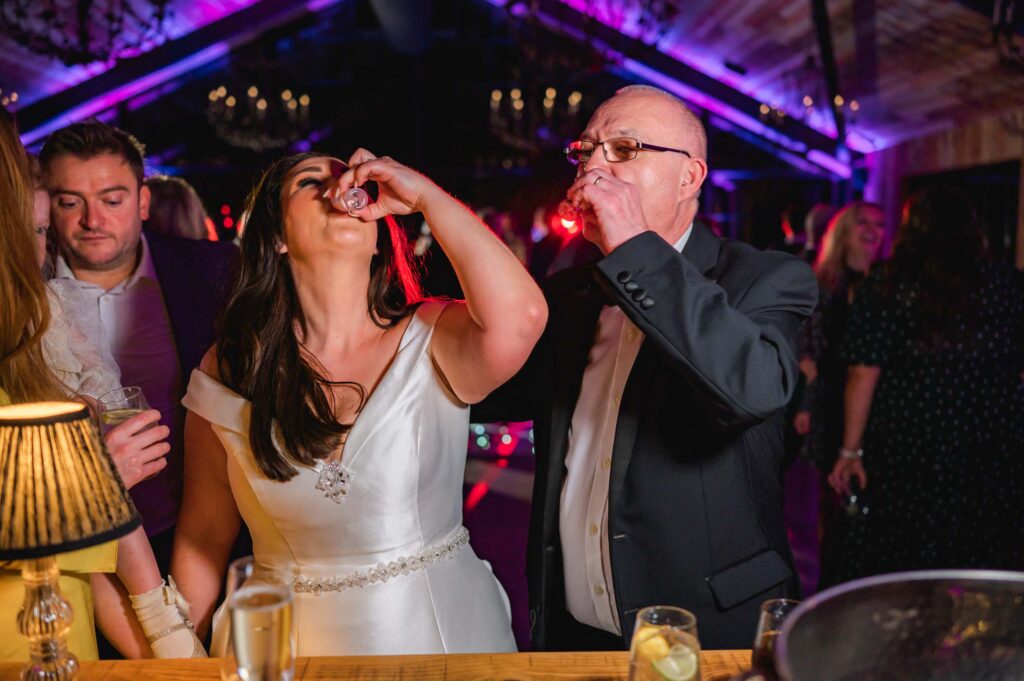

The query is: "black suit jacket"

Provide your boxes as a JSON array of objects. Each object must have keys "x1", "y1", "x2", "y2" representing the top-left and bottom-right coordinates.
[
  {"x1": 145, "y1": 231, "x2": 238, "y2": 382},
  {"x1": 133, "y1": 232, "x2": 237, "y2": 530},
  {"x1": 475, "y1": 224, "x2": 818, "y2": 650}
]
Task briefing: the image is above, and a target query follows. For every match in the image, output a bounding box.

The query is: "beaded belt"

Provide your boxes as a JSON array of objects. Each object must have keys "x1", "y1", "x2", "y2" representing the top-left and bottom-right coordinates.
[{"x1": 258, "y1": 526, "x2": 471, "y2": 596}]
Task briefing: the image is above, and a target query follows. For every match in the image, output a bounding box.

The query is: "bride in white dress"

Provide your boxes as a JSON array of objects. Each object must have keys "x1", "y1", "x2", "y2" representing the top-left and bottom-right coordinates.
[{"x1": 170, "y1": 149, "x2": 546, "y2": 655}]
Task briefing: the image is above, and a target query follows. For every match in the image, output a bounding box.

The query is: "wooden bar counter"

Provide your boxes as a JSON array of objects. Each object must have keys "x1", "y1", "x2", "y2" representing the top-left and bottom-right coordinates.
[{"x1": 0, "y1": 651, "x2": 750, "y2": 681}]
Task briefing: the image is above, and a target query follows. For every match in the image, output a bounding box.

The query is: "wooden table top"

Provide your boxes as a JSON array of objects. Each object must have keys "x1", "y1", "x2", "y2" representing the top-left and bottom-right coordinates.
[{"x1": 0, "y1": 650, "x2": 751, "y2": 681}]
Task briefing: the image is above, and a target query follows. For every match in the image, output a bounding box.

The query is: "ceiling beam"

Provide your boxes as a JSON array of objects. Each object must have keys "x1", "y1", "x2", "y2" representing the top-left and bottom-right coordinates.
[
  {"x1": 17, "y1": 0, "x2": 347, "y2": 146},
  {"x1": 486, "y1": 0, "x2": 853, "y2": 177},
  {"x1": 811, "y1": 0, "x2": 846, "y2": 143}
]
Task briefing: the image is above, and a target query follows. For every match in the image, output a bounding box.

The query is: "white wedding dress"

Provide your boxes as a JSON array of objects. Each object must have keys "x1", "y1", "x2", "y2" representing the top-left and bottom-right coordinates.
[{"x1": 181, "y1": 301, "x2": 516, "y2": 655}]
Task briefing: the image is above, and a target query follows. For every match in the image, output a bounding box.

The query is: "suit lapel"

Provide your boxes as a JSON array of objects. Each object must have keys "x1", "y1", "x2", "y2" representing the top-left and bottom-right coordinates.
[
  {"x1": 607, "y1": 338, "x2": 656, "y2": 514},
  {"x1": 546, "y1": 268, "x2": 605, "y2": 503},
  {"x1": 608, "y1": 223, "x2": 721, "y2": 512}
]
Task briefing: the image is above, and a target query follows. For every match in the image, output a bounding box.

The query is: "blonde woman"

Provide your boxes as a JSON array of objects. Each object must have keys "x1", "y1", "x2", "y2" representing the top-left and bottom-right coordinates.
[{"x1": 794, "y1": 201, "x2": 885, "y2": 465}]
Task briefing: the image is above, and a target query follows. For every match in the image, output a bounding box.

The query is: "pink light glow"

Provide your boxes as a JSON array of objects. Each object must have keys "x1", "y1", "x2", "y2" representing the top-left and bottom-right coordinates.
[{"x1": 464, "y1": 482, "x2": 490, "y2": 511}]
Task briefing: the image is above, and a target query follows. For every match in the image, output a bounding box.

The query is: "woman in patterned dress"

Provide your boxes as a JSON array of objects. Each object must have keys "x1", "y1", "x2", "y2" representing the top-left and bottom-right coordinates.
[{"x1": 826, "y1": 188, "x2": 1024, "y2": 585}]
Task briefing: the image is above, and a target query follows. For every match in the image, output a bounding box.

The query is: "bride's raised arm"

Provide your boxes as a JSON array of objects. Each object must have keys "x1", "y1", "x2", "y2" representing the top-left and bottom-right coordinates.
[{"x1": 342, "y1": 149, "x2": 547, "y2": 404}]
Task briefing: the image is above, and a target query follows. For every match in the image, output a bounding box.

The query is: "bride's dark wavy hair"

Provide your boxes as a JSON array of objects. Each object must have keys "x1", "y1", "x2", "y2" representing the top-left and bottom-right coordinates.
[{"x1": 217, "y1": 152, "x2": 422, "y2": 481}]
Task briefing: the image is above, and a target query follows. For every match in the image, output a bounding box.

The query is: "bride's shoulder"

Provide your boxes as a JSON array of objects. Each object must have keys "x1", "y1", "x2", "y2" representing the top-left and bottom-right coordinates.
[{"x1": 199, "y1": 345, "x2": 224, "y2": 381}]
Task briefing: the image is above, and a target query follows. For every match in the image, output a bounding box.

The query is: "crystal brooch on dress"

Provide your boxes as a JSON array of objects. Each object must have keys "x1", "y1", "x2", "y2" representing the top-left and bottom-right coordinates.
[{"x1": 315, "y1": 460, "x2": 352, "y2": 503}]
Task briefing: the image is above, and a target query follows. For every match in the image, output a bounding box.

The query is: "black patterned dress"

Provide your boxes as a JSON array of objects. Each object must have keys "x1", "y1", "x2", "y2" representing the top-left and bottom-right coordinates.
[
  {"x1": 824, "y1": 262, "x2": 1024, "y2": 586},
  {"x1": 798, "y1": 267, "x2": 865, "y2": 471}
]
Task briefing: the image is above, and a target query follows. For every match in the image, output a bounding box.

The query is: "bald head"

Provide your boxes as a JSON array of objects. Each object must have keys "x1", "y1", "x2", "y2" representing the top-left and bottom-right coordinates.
[
  {"x1": 578, "y1": 84, "x2": 709, "y2": 247},
  {"x1": 609, "y1": 85, "x2": 707, "y2": 159}
]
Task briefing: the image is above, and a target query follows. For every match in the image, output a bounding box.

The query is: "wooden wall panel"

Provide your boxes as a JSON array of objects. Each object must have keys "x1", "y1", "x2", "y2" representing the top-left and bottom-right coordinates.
[{"x1": 866, "y1": 109, "x2": 1024, "y2": 268}]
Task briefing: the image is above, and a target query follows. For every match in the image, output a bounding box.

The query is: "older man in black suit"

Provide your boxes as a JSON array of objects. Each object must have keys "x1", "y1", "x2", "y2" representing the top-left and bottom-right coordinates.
[{"x1": 476, "y1": 85, "x2": 818, "y2": 650}]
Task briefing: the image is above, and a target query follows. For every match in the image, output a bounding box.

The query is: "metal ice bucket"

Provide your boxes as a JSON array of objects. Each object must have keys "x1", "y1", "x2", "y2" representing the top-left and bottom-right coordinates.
[{"x1": 776, "y1": 570, "x2": 1024, "y2": 681}]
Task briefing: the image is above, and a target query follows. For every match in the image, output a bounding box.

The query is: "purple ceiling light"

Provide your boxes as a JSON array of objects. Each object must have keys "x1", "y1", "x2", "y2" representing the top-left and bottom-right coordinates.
[
  {"x1": 17, "y1": 0, "x2": 347, "y2": 148},
  {"x1": 21, "y1": 43, "x2": 229, "y2": 146},
  {"x1": 486, "y1": 0, "x2": 853, "y2": 178}
]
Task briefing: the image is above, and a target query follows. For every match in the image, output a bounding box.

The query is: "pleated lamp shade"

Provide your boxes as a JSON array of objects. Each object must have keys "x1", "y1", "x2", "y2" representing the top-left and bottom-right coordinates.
[{"x1": 0, "y1": 401, "x2": 141, "y2": 560}]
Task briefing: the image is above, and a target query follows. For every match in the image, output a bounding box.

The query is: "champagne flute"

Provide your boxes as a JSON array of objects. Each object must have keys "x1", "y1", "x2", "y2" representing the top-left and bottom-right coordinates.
[
  {"x1": 751, "y1": 598, "x2": 800, "y2": 680},
  {"x1": 219, "y1": 556, "x2": 254, "y2": 681},
  {"x1": 96, "y1": 386, "x2": 149, "y2": 434},
  {"x1": 229, "y1": 582, "x2": 294, "y2": 681},
  {"x1": 628, "y1": 606, "x2": 700, "y2": 681}
]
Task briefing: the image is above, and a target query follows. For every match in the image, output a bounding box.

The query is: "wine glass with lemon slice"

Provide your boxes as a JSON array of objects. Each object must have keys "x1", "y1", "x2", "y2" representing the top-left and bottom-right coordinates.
[{"x1": 628, "y1": 606, "x2": 700, "y2": 681}]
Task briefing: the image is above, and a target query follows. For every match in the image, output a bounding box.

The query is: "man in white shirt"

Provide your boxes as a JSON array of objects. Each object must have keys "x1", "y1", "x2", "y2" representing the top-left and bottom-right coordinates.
[
  {"x1": 41, "y1": 122, "x2": 237, "y2": 577},
  {"x1": 477, "y1": 85, "x2": 818, "y2": 649}
]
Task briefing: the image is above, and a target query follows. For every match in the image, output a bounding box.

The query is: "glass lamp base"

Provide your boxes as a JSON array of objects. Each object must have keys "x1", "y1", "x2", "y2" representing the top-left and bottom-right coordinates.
[{"x1": 17, "y1": 557, "x2": 79, "y2": 681}]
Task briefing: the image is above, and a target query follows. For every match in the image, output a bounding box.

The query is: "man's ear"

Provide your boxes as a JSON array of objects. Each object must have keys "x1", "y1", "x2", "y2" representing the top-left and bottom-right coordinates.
[
  {"x1": 139, "y1": 184, "x2": 151, "y2": 221},
  {"x1": 680, "y1": 158, "x2": 708, "y2": 198}
]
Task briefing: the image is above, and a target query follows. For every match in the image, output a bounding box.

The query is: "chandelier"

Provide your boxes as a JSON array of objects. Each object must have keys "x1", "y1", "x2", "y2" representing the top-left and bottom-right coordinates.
[
  {"x1": 487, "y1": 1, "x2": 611, "y2": 157},
  {"x1": 758, "y1": 54, "x2": 860, "y2": 141},
  {"x1": 207, "y1": 84, "x2": 312, "y2": 152},
  {"x1": 0, "y1": 0, "x2": 173, "y2": 66},
  {"x1": 489, "y1": 85, "x2": 585, "y2": 155}
]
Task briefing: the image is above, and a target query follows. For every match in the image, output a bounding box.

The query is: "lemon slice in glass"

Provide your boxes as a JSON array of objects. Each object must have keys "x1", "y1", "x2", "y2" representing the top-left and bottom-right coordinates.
[
  {"x1": 650, "y1": 644, "x2": 698, "y2": 681},
  {"x1": 636, "y1": 631, "x2": 670, "y2": 661}
]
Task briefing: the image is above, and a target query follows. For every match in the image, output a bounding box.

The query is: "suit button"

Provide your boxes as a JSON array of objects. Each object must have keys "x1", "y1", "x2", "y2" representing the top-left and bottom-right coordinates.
[
  {"x1": 641, "y1": 297, "x2": 655, "y2": 309},
  {"x1": 617, "y1": 271, "x2": 631, "y2": 283},
  {"x1": 624, "y1": 281, "x2": 639, "y2": 292},
  {"x1": 594, "y1": 585, "x2": 605, "y2": 596},
  {"x1": 602, "y1": 458, "x2": 611, "y2": 469},
  {"x1": 589, "y1": 524, "x2": 599, "y2": 536},
  {"x1": 631, "y1": 289, "x2": 647, "y2": 301}
]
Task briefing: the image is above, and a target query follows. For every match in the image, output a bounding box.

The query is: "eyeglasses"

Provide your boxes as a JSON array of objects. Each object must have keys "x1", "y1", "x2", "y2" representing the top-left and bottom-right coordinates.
[{"x1": 565, "y1": 137, "x2": 692, "y2": 166}]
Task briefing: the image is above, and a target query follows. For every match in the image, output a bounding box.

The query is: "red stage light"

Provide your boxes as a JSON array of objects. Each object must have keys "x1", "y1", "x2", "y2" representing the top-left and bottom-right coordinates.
[
  {"x1": 223, "y1": 217, "x2": 234, "y2": 228},
  {"x1": 220, "y1": 204, "x2": 231, "y2": 216}
]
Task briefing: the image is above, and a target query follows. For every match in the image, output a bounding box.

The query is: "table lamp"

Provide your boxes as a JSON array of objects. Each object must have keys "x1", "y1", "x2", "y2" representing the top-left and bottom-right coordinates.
[{"x1": 0, "y1": 402, "x2": 141, "y2": 681}]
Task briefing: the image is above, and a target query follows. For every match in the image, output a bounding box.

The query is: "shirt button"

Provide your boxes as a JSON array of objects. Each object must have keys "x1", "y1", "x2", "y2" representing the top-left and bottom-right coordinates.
[
  {"x1": 589, "y1": 524, "x2": 599, "y2": 536},
  {"x1": 613, "y1": 394, "x2": 622, "y2": 406},
  {"x1": 601, "y1": 458, "x2": 611, "y2": 469},
  {"x1": 626, "y1": 327, "x2": 638, "y2": 341},
  {"x1": 594, "y1": 585, "x2": 605, "y2": 596}
]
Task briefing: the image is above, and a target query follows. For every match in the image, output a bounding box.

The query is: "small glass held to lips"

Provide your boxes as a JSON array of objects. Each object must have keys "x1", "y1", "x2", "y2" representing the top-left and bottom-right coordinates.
[
  {"x1": 629, "y1": 606, "x2": 701, "y2": 681},
  {"x1": 558, "y1": 200, "x2": 581, "y2": 223},
  {"x1": 329, "y1": 186, "x2": 369, "y2": 213},
  {"x1": 96, "y1": 385, "x2": 149, "y2": 434}
]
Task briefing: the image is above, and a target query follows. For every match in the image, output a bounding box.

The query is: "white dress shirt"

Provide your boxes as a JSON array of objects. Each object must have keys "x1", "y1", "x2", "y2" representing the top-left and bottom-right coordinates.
[
  {"x1": 560, "y1": 226, "x2": 692, "y2": 634},
  {"x1": 53, "y1": 234, "x2": 183, "y2": 535}
]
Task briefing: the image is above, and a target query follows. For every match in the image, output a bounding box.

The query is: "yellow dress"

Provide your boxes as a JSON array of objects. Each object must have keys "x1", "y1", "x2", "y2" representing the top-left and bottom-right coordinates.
[{"x1": 0, "y1": 387, "x2": 119, "y2": 662}]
